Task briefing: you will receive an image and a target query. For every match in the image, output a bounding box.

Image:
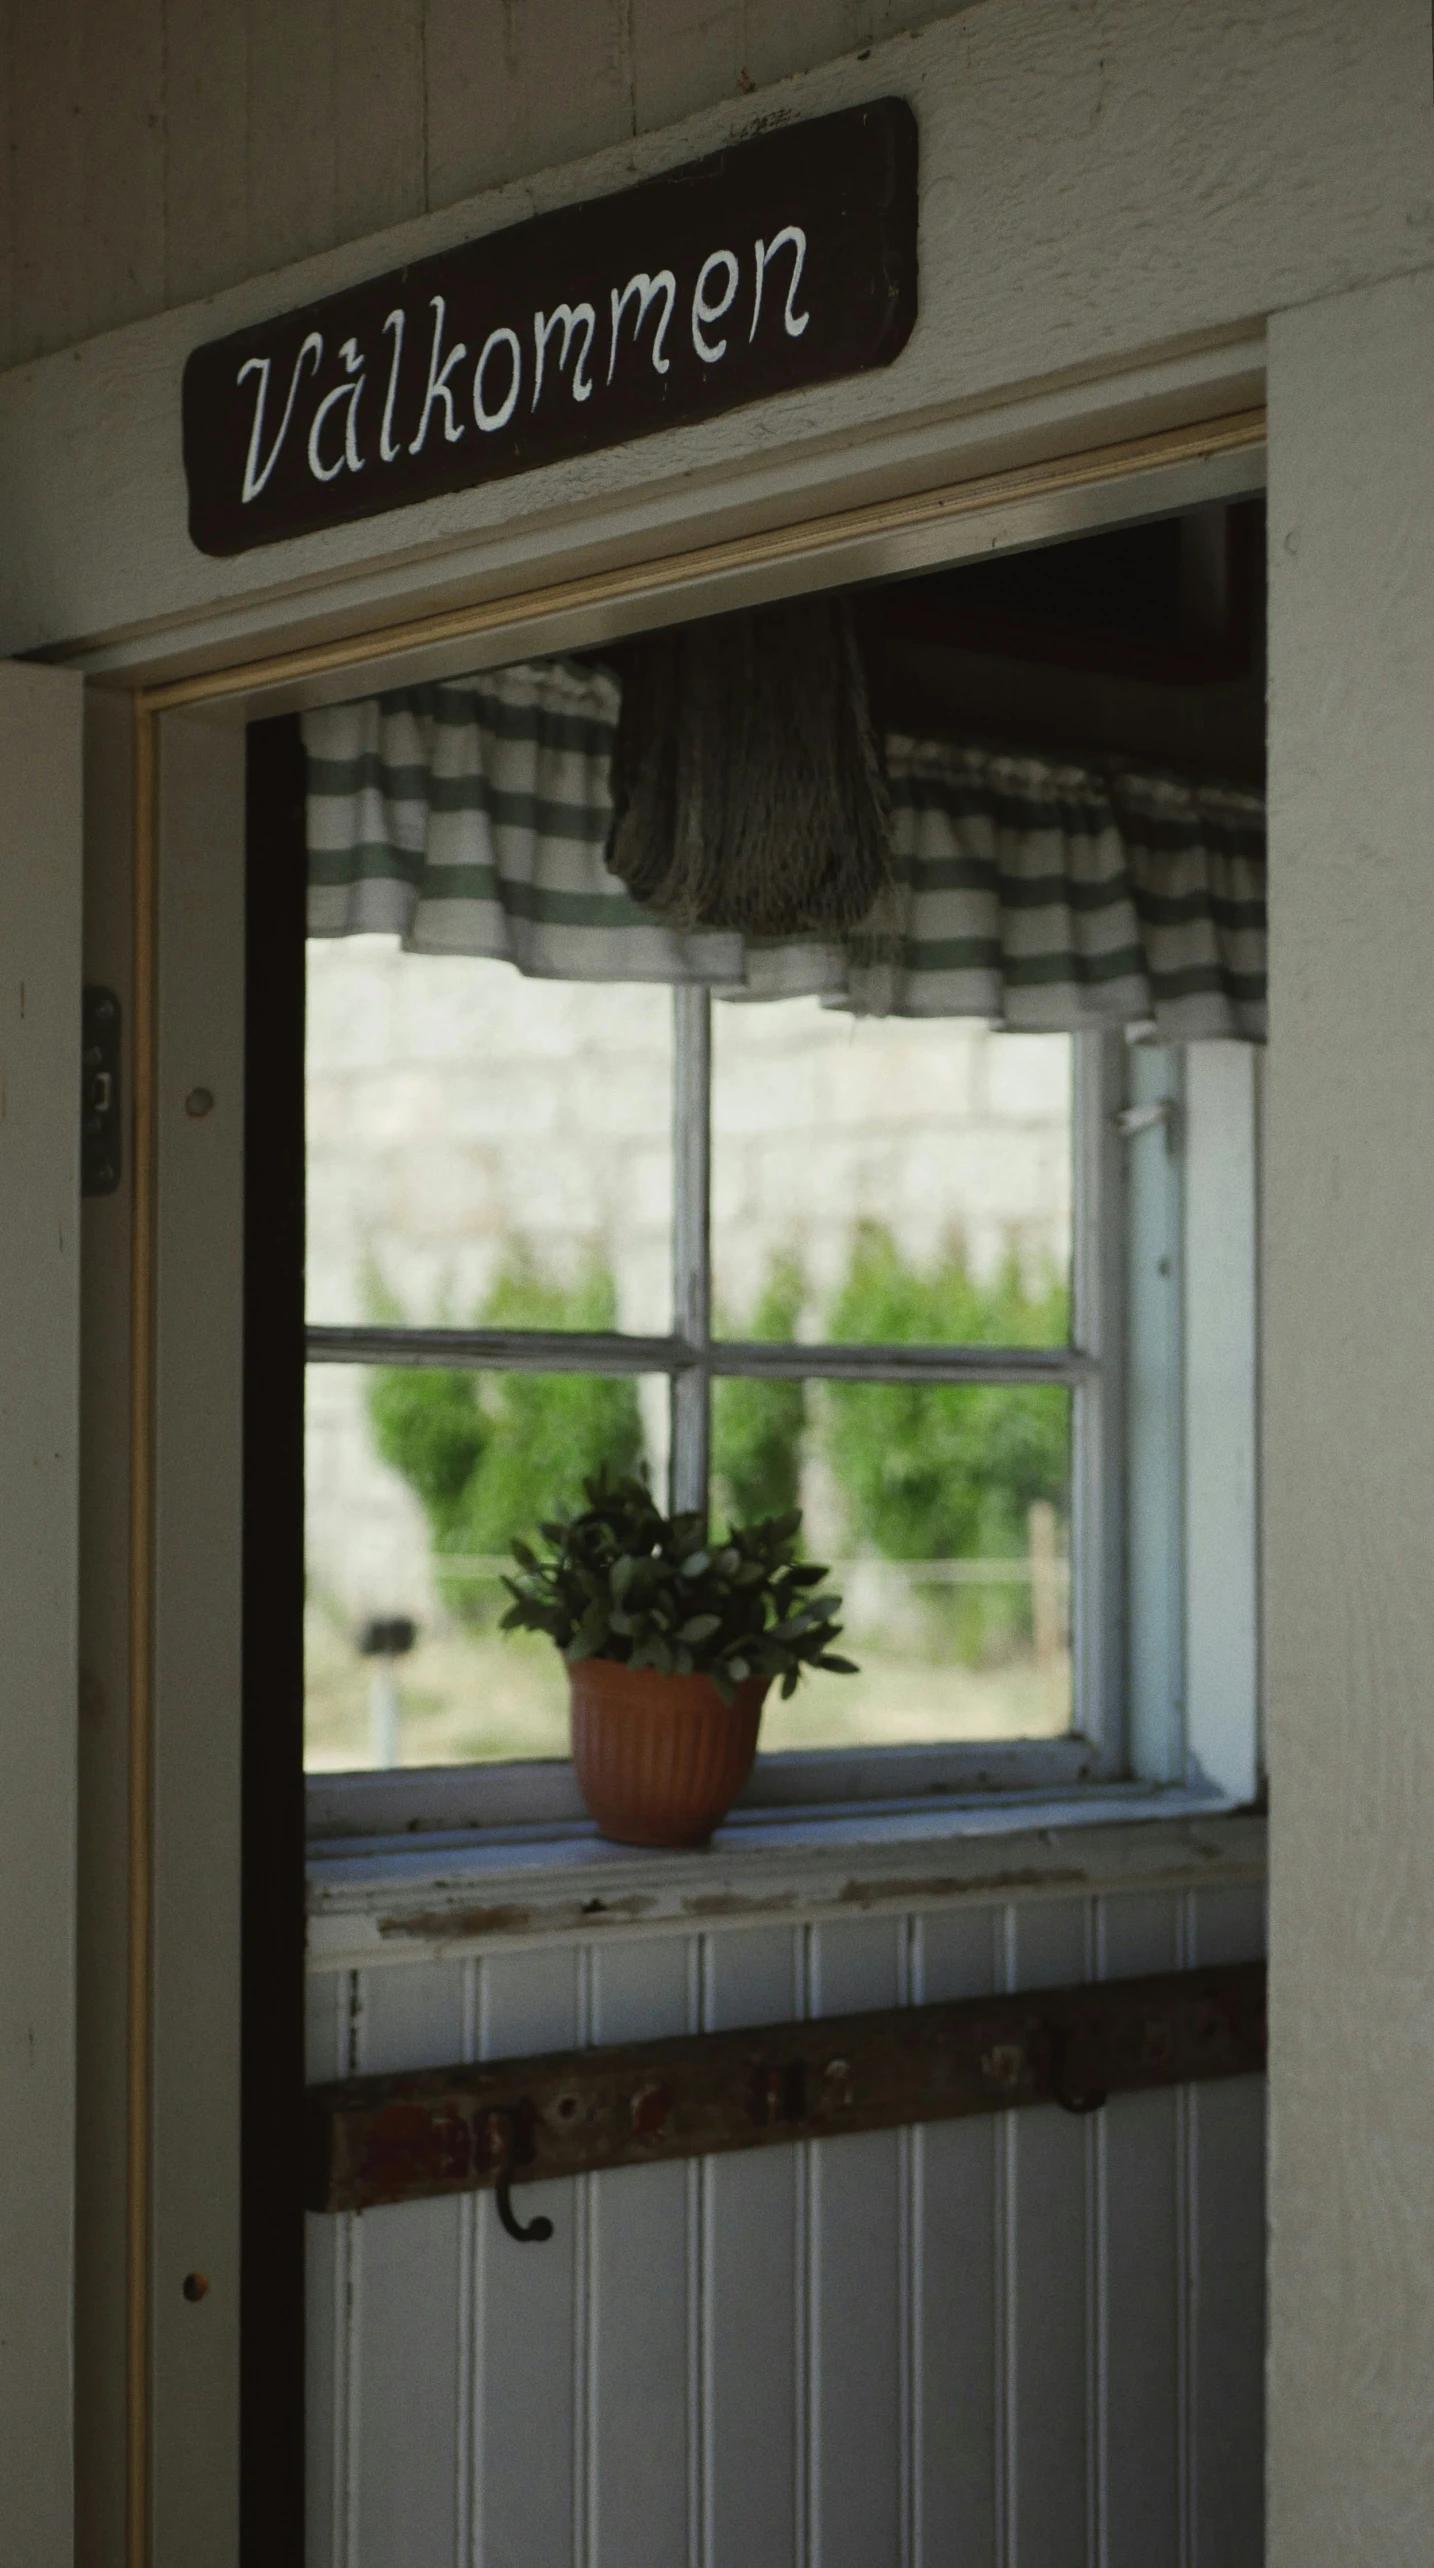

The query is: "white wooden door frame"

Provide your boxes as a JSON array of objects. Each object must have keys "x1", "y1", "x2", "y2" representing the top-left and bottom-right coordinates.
[
  {"x1": 0, "y1": 661, "x2": 84, "y2": 2566},
  {"x1": 115, "y1": 407, "x2": 1264, "y2": 2568},
  {"x1": 1266, "y1": 261, "x2": 1434, "y2": 2568}
]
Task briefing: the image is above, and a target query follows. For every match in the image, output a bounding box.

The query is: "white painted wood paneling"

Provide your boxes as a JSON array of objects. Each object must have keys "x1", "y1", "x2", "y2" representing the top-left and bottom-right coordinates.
[
  {"x1": 1099, "y1": 1894, "x2": 1184, "y2": 2568},
  {"x1": 913, "y1": 1909, "x2": 1000, "y2": 2564},
  {"x1": 1008, "y1": 1897, "x2": 1094, "y2": 2568},
  {"x1": 808, "y1": 1918, "x2": 906, "y2": 2568},
  {"x1": 1266, "y1": 261, "x2": 1434, "y2": 2568},
  {"x1": 8, "y1": 4, "x2": 1433, "y2": 672},
  {"x1": 308, "y1": 1873, "x2": 1266, "y2": 2567},
  {"x1": 75, "y1": 688, "x2": 140, "y2": 2568},
  {"x1": 587, "y1": 1937, "x2": 696, "y2": 2568},
  {"x1": 150, "y1": 709, "x2": 248, "y2": 2568},
  {"x1": 353, "y1": 1964, "x2": 467, "y2": 2568},
  {"x1": 0, "y1": 660, "x2": 83, "y2": 2568},
  {"x1": 0, "y1": 0, "x2": 974, "y2": 371},
  {"x1": 477, "y1": 1946, "x2": 585, "y2": 2568},
  {"x1": 703, "y1": 1925, "x2": 801, "y2": 2568}
]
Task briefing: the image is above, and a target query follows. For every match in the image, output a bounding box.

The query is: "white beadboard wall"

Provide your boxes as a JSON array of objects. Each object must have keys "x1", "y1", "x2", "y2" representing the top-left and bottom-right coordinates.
[{"x1": 306, "y1": 1877, "x2": 1265, "y2": 2568}]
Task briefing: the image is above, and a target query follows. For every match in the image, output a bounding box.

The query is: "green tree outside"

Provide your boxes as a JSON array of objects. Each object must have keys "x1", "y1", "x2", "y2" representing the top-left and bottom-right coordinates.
[
  {"x1": 824, "y1": 1222, "x2": 1068, "y2": 1557},
  {"x1": 370, "y1": 1227, "x2": 1069, "y2": 1663},
  {"x1": 710, "y1": 1250, "x2": 807, "y2": 1532},
  {"x1": 368, "y1": 1248, "x2": 644, "y2": 1619},
  {"x1": 822, "y1": 1222, "x2": 1069, "y2": 1659}
]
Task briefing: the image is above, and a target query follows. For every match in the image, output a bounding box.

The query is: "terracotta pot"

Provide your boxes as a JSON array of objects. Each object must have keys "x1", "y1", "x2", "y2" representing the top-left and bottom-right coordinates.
[{"x1": 568, "y1": 1658, "x2": 769, "y2": 1848}]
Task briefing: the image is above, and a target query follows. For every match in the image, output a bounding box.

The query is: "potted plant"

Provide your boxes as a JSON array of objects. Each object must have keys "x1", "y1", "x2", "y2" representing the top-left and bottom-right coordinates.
[{"x1": 500, "y1": 1472, "x2": 856, "y2": 1847}]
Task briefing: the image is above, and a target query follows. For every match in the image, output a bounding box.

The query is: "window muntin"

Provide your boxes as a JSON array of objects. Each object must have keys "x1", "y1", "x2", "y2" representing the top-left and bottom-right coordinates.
[{"x1": 303, "y1": 936, "x2": 1094, "y2": 1775}]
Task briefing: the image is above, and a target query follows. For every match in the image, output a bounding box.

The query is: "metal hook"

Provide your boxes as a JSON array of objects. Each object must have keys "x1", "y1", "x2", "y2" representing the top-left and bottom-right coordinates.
[
  {"x1": 1048, "y1": 2024, "x2": 1108, "y2": 2118},
  {"x1": 1111, "y1": 1097, "x2": 1179, "y2": 1158},
  {"x1": 486, "y1": 2109, "x2": 554, "y2": 2244}
]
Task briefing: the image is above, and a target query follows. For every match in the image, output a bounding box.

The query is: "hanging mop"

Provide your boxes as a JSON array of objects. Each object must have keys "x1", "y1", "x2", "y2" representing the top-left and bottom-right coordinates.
[{"x1": 606, "y1": 595, "x2": 894, "y2": 938}]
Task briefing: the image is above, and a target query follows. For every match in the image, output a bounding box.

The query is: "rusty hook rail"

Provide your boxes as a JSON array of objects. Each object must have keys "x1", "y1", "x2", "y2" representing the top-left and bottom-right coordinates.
[{"x1": 307, "y1": 1957, "x2": 1265, "y2": 2232}]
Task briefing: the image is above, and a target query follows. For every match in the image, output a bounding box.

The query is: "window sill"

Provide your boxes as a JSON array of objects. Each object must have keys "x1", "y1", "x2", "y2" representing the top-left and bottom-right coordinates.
[
  {"x1": 306, "y1": 1783, "x2": 1266, "y2": 1970},
  {"x1": 304, "y1": 1735, "x2": 1096, "y2": 1841}
]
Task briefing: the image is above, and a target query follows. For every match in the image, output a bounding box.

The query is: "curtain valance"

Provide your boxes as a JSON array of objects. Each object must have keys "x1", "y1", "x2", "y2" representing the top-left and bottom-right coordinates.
[{"x1": 304, "y1": 657, "x2": 1266, "y2": 1039}]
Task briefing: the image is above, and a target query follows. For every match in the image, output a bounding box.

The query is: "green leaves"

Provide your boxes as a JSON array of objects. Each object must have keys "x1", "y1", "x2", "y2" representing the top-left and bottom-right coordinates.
[
  {"x1": 366, "y1": 1250, "x2": 645, "y2": 1621},
  {"x1": 499, "y1": 1469, "x2": 856, "y2": 1698},
  {"x1": 826, "y1": 1224, "x2": 1069, "y2": 1549},
  {"x1": 711, "y1": 1251, "x2": 807, "y2": 1528}
]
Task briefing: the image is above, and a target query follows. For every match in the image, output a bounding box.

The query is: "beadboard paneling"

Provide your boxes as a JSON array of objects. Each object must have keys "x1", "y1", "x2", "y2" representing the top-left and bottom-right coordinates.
[{"x1": 307, "y1": 1876, "x2": 1266, "y2": 2567}]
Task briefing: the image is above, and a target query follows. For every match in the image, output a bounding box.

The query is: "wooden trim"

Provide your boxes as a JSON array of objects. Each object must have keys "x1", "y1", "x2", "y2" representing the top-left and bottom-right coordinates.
[
  {"x1": 308, "y1": 1805, "x2": 1266, "y2": 1970},
  {"x1": 127, "y1": 696, "x2": 157, "y2": 2568},
  {"x1": 240, "y1": 717, "x2": 309, "y2": 2562},
  {"x1": 0, "y1": 667, "x2": 86, "y2": 2568},
  {"x1": 134, "y1": 407, "x2": 1265, "y2": 720},
  {"x1": 304, "y1": 1734, "x2": 1101, "y2": 1840}
]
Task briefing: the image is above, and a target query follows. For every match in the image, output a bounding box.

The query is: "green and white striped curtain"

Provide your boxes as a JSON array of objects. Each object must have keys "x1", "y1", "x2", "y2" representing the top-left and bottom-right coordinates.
[{"x1": 304, "y1": 656, "x2": 1266, "y2": 1039}]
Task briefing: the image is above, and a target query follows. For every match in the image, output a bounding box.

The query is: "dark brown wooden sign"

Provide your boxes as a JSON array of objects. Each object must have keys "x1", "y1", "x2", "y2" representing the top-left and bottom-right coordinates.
[{"x1": 182, "y1": 98, "x2": 918, "y2": 558}]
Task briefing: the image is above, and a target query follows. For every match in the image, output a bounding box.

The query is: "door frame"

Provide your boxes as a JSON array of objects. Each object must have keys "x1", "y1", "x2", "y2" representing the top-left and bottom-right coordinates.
[{"x1": 115, "y1": 403, "x2": 1266, "y2": 2566}]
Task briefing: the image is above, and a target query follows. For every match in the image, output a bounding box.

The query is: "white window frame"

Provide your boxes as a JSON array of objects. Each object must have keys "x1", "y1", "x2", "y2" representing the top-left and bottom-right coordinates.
[
  {"x1": 1123, "y1": 1036, "x2": 1262, "y2": 1806},
  {"x1": 306, "y1": 1002, "x2": 1262, "y2": 1834},
  {"x1": 303, "y1": 975, "x2": 1152, "y2": 1824}
]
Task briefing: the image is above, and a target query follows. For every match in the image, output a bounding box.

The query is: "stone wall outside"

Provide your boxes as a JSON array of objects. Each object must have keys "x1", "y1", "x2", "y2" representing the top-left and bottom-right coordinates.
[{"x1": 306, "y1": 935, "x2": 1073, "y2": 1623}]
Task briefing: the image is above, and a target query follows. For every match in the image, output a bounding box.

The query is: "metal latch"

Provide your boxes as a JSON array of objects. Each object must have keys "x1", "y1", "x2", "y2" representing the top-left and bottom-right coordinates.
[
  {"x1": 81, "y1": 985, "x2": 122, "y2": 1197},
  {"x1": 1112, "y1": 1098, "x2": 1177, "y2": 1144}
]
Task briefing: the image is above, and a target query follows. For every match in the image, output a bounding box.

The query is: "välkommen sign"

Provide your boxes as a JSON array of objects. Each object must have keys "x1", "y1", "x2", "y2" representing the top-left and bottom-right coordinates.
[{"x1": 181, "y1": 99, "x2": 919, "y2": 557}]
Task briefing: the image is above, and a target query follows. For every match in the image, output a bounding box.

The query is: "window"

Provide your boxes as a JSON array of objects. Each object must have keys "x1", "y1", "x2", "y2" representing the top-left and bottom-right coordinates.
[
  {"x1": 303, "y1": 972, "x2": 1113, "y2": 1792},
  {"x1": 301, "y1": 504, "x2": 1264, "y2": 1816}
]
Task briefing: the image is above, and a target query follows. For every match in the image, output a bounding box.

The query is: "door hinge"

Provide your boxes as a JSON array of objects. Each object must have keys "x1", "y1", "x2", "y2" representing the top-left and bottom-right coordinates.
[{"x1": 81, "y1": 985, "x2": 122, "y2": 1197}]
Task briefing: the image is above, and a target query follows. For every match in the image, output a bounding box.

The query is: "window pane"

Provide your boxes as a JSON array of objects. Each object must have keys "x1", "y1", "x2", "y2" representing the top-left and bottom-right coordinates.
[
  {"x1": 710, "y1": 1003, "x2": 1072, "y2": 1348},
  {"x1": 306, "y1": 939, "x2": 674, "y2": 1335},
  {"x1": 304, "y1": 1361, "x2": 664, "y2": 1770},
  {"x1": 711, "y1": 1377, "x2": 1072, "y2": 1748}
]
